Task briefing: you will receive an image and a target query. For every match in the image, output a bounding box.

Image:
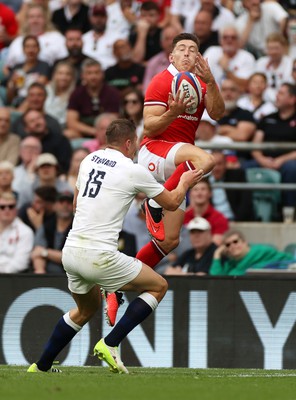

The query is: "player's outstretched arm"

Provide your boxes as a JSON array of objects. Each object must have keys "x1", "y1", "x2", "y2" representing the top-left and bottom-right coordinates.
[
  {"x1": 195, "y1": 53, "x2": 225, "y2": 120},
  {"x1": 153, "y1": 169, "x2": 204, "y2": 211}
]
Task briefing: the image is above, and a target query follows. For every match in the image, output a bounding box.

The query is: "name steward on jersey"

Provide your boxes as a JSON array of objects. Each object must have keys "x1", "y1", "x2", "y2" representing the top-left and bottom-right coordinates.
[{"x1": 91, "y1": 155, "x2": 117, "y2": 167}]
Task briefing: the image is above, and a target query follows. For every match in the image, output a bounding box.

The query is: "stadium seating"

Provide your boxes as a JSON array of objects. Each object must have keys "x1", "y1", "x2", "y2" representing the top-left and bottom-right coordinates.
[{"x1": 246, "y1": 168, "x2": 281, "y2": 222}]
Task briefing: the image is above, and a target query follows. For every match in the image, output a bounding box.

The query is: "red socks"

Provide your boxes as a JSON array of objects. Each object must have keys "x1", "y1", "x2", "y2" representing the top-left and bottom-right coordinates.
[
  {"x1": 136, "y1": 240, "x2": 168, "y2": 269},
  {"x1": 164, "y1": 161, "x2": 195, "y2": 191}
]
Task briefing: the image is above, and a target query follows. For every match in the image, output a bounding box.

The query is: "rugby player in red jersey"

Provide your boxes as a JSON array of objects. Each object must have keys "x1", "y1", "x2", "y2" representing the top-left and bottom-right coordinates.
[{"x1": 104, "y1": 32, "x2": 224, "y2": 326}]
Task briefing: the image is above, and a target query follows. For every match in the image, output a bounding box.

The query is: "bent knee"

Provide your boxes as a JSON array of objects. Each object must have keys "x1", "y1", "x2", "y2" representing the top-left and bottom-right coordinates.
[
  {"x1": 156, "y1": 276, "x2": 168, "y2": 298},
  {"x1": 160, "y1": 237, "x2": 180, "y2": 254},
  {"x1": 203, "y1": 152, "x2": 215, "y2": 173}
]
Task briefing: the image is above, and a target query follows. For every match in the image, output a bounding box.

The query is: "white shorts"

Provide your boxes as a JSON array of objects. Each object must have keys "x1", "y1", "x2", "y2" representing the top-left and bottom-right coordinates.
[
  {"x1": 138, "y1": 140, "x2": 186, "y2": 210},
  {"x1": 138, "y1": 141, "x2": 185, "y2": 183},
  {"x1": 62, "y1": 246, "x2": 142, "y2": 294}
]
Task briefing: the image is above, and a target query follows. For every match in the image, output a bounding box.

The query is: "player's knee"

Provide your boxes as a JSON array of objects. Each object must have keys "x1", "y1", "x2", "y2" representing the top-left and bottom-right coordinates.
[
  {"x1": 167, "y1": 236, "x2": 180, "y2": 251},
  {"x1": 203, "y1": 152, "x2": 215, "y2": 173},
  {"x1": 157, "y1": 276, "x2": 168, "y2": 298}
]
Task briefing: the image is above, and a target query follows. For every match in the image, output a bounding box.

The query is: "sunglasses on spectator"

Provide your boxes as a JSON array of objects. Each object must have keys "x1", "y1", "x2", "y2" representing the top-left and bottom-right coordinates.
[
  {"x1": 124, "y1": 99, "x2": 139, "y2": 105},
  {"x1": 225, "y1": 238, "x2": 240, "y2": 248},
  {"x1": 0, "y1": 204, "x2": 16, "y2": 210}
]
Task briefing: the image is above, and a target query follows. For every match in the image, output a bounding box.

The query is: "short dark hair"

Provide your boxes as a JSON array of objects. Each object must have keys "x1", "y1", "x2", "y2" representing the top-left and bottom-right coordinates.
[
  {"x1": 172, "y1": 33, "x2": 200, "y2": 51},
  {"x1": 81, "y1": 58, "x2": 102, "y2": 72},
  {"x1": 281, "y1": 82, "x2": 296, "y2": 97},
  {"x1": 34, "y1": 186, "x2": 58, "y2": 202},
  {"x1": 22, "y1": 34, "x2": 39, "y2": 48},
  {"x1": 140, "y1": 1, "x2": 160, "y2": 12},
  {"x1": 106, "y1": 118, "x2": 136, "y2": 146},
  {"x1": 27, "y1": 82, "x2": 47, "y2": 96},
  {"x1": 248, "y1": 72, "x2": 267, "y2": 83}
]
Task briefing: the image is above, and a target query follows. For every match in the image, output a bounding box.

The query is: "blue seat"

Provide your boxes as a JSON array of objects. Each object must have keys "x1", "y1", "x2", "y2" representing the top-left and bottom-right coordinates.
[
  {"x1": 284, "y1": 243, "x2": 296, "y2": 257},
  {"x1": 246, "y1": 168, "x2": 281, "y2": 222}
]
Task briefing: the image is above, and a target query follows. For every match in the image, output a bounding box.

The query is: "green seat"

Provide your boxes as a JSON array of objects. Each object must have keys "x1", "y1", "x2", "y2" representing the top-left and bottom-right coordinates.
[
  {"x1": 284, "y1": 243, "x2": 296, "y2": 257},
  {"x1": 246, "y1": 168, "x2": 281, "y2": 222}
]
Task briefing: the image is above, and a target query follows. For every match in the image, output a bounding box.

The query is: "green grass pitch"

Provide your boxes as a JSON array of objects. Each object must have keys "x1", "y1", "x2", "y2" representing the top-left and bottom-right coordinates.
[{"x1": 1, "y1": 366, "x2": 296, "y2": 400}]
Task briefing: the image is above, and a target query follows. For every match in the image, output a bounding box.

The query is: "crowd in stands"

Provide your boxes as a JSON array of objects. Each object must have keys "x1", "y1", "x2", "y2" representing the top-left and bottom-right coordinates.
[{"x1": 0, "y1": 0, "x2": 296, "y2": 275}]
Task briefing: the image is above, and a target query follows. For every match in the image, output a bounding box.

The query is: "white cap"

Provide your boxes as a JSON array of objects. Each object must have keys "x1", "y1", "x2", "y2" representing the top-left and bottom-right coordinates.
[
  {"x1": 187, "y1": 217, "x2": 211, "y2": 231},
  {"x1": 200, "y1": 110, "x2": 217, "y2": 126},
  {"x1": 36, "y1": 153, "x2": 58, "y2": 168}
]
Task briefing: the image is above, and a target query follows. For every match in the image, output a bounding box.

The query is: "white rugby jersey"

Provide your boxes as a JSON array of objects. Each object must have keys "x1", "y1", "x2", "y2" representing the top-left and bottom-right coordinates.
[{"x1": 65, "y1": 148, "x2": 164, "y2": 251}]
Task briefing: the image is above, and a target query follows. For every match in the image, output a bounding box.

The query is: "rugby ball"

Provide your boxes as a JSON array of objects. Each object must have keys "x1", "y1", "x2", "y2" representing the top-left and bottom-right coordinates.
[{"x1": 171, "y1": 71, "x2": 202, "y2": 115}]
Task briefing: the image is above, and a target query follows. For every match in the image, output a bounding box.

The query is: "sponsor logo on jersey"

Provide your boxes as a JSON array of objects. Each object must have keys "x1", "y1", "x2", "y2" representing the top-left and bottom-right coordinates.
[{"x1": 148, "y1": 162, "x2": 156, "y2": 172}]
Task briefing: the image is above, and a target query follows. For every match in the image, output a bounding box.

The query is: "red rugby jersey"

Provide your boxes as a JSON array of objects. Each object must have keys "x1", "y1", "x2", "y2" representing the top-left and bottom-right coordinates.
[{"x1": 141, "y1": 64, "x2": 207, "y2": 146}]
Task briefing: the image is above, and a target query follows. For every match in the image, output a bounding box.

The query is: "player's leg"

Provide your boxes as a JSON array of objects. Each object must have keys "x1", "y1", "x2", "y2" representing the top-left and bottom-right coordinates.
[
  {"x1": 28, "y1": 285, "x2": 100, "y2": 373},
  {"x1": 136, "y1": 206, "x2": 184, "y2": 263},
  {"x1": 94, "y1": 263, "x2": 167, "y2": 373}
]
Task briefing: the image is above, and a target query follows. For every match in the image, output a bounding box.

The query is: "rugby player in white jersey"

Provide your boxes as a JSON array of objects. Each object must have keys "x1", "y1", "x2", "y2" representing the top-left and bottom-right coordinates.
[{"x1": 27, "y1": 118, "x2": 203, "y2": 374}]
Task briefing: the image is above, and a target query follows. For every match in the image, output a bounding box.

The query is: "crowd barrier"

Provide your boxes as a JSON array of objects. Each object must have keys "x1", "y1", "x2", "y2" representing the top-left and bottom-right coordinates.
[{"x1": 1, "y1": 275, "x2": 296, "y2": 369}]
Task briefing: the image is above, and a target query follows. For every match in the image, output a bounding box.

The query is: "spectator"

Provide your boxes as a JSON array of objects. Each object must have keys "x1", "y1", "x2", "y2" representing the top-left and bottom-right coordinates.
[
  {"x1": 51, "y1": 0, "x2": 91, "y2": 34},
  {"x1": 53, "y1": 27, "x2": 91, "y2": 86},
  {"x1": 120, "y1": 87, "x2": 144, "y2": 142},
  {"x1": 5, "y1": 4, "x2": 67, "y2": 68},
  {"x1": 210, "y1": 151, "x2": 254, "y2": 221},
  {"x1": 195, "y1": 110, "x2": 235, "y2": 164},
  {"x1": 164, "y1": 216, "x2": 217, "y2": 275},
  {"x1": 0, "y1": 107, "x2": 20, "y2": 165},
  {"x1": 83, "y1": 113, "x2": 117, "y2": 153},
  {"x1": 169, "y1": 0, "x2": 200, "y2": 33},
  {"x1": 104, "y1": 39, "x2": 145, "y2": 93},
  {"x1": 286, "y1": 16, "x2": 296, "y2": 59},
  {"x1": 188, "y1": 0, "x2": 236, "y2": 33},
  {"x1": 255, "y1": 33, "x2": 293, "y2": 104},
  {"x1": 129, "y1": 1, "x2": 162, "y2": 65},
  {"x1": 6, "y1": 35, "x2": 51, "y2": 107},
  {"x1": 210, "y1": 229, "x2": 293, "y2": 276},
  {"x1": 82, "y1": 4, "x2": 121, "y2": 70},
  {"x1": 12, "y1": 135, "x2": 42, "y2": 207},
  {"x1": 237, "y1": 72, "x2": 277, "y2": 122},
  {"x1": 0, "y1": 191, "x2": 34, "y2": 273},
  {"x1": 248, "y1": 83, "x2": 296, "y2": 208},
  {"x1": 142, "y1": 24, "x2": 179, "y2": 92},
  {"x1": 0, "y1": 2, "x2": 19, "y2": 51},
  {"x1": 31, "y1": 190, "x2": 73, "y2": 274},
  {"x1": 204, "y1": 25, "x2": 256, "y2": 91},
  {"x1": 136, "y1": 0, "x2": 171, "y2": 29},
  {"x1": 3, "y1": 0, "x2": 22, "y2": 14},
  {"x1": 0, "y1": 161, "x2": 17, "y2": 198},
  {"x1": 60, "y1": 147, "x2": 89, "y2": 192},
  {"x1": 192, "y1": 10, "x2": 219, "y2": 55},
  {"x1": 32, "y1": 153, "x2": 73, "y2": 194},
  {"x1": 18, "y1": 185, "x2": 57, "y2": 232},
  {"x1": 216, "y1": 78, "x2": 256, "y2": 145},
  {"x1": 66, "y1": 59, "x2": 120, "y2": 138},
  {"x1": 44, "y1": 61, "x2": 76, "y2": 128},
  {"x1": 106, "y1": 0, "x2": 137, "y2": 38},
  {"x1": 170, "y1": 0, "x2": 235, "y2": 34},
  {"x1": 216, "y1": 78, "x2": 256, "y2": 164},
  {"x1": 22, "y1": 109, "x2": 72, "y2": 174},
  {"x1": 184, "y1": 179, "x2": 229, "y2": 245},
  {"x1": 235, "y1": 0, "x2": 288, "y2": 59},
  {"x1": 291, "y1": 59, "x2": 296, "y2": 85},
  {"x1": 11, "y1": 82, "x2": 63, "y2": 137}
]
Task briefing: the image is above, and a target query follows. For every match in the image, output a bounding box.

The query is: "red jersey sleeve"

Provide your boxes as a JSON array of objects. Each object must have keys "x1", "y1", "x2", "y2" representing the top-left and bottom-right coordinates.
[{"x1": 144, "y1": 70, "x2": 171, "y2": 108}]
